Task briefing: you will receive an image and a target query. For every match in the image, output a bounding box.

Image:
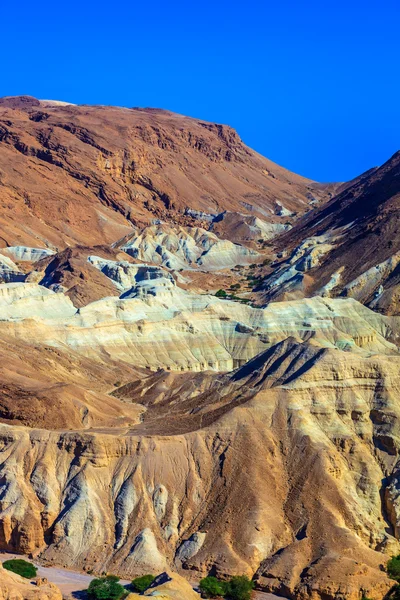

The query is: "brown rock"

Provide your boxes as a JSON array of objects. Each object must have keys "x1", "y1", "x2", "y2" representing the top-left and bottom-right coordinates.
[{"x1": 0, "y1": 96, "x2": 327, "y2": 249}]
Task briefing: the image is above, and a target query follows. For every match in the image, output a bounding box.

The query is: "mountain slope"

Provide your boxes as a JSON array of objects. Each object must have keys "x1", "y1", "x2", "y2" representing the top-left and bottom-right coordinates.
[
  {"x1": 0, "y1": 96, "x2": 329, "y2": 249},
  {"x1": 259, "y1": 151, "x2": 400, "y2": 312},
  {"x1": 0, "y1": 337, "x2": 399, "y2": 600}
]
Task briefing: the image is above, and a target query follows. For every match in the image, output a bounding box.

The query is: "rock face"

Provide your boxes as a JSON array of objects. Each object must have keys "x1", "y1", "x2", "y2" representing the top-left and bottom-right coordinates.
[
  {"x1": 120, "y1": 224, "x2": 260, "y2": 270},
  {"x1": 0, "y1": 563, "x2": 62, "y2": 600},
  {"x1": 0, "y1": 246, "x2": 55, "y2": 262},
  {"x1": 211, "y1": 210, "x2": 292, "y2": 246}
]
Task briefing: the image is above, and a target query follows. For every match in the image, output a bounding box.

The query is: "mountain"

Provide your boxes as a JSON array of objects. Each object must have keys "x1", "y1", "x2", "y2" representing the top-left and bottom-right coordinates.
[
  {"x1": 0, "y1": 277, "x2": 399, "y2": 599},
  {"x1": 0, "y1": 96, "x2": 330, "y2": 249},
  {"x1": 258, "y1": 151, "x2": 400, "y2": 313},
  {"x1": 1, "y1": 97, "x2": 400, "y2": 600}
]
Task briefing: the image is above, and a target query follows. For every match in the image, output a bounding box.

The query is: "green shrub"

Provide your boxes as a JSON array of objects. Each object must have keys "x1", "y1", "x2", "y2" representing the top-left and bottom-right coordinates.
[
  {"x1": 390, "y1": 585, "x2": 400, "y2": 600},
  {"x1": 226, "y1": 575, "x2": 254, "y2": 600},
  {"x1": 215, "y1": 289, "x2": 227, "y2": 298},
  {"x1": 230, "y1": 284, "x2": 241, "y2": 290},
  {"x1": 3, "y1": 559, "x2": 37, "y2": 579},
  {"x1": 87, "y1": 575, "x2": 125, "y2": 599},
  {"x1": 199, "y1": 576, "x2": 228, "y2": 598},
  {"x1": 388, "y1": 555, "x2": 400, "y2": 582},
  {"x1": 131, "y1": 574, "x2": 156, "y2": 593}
]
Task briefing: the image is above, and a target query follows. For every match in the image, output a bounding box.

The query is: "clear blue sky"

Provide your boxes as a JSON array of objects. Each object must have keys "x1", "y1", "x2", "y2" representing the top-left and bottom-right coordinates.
[{"x1": 2, "y1": 0, "x2": 399, "y2": 182}]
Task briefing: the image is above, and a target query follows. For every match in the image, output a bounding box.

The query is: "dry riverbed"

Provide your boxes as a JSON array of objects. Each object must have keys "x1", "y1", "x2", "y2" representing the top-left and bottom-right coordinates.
[{"x1": 0, "y1": 551, "x2": 284, "y2": 599}]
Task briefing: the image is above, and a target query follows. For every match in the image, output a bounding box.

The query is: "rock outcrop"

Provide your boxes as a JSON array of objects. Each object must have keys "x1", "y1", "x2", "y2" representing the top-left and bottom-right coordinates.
[
  {"x1": 120, "y1": 224, "x2": 261, "y2": 270},
  {"x1": 127, "y1": 572, "x2": 200, "y2": 600}
]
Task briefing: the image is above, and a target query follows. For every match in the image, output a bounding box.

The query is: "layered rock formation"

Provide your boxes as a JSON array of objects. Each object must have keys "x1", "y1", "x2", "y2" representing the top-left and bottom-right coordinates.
[
  {"x1": 119, "y1": 224, "x2": 261, "y2": 270},
  {"x1": 1, "y1": 96, "x2": 400, "y2": 600},
  {"x1": 0, "y1": 280, "x2": 397, "y2": 373}
]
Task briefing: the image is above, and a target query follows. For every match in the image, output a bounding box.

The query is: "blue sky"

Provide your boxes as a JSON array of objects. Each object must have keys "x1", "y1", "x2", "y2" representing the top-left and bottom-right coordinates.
[{"x1": 2, "y1": 0, "x2": 399, "y2": 182}]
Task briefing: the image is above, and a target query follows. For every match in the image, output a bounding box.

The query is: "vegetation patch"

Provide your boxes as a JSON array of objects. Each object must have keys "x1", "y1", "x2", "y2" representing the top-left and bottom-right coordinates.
[
  {"x1": 226, "y1": 575, "x2": 254, "y2": 600},
  {"x1": 386, "y1": 555, "x2": 400, "y2": 600},
  {"x1": 131, "y1": 574, "x2": 156, "y2": 593},
  {"x1": 388, "y1": 555, "x2": 400, "y2": 581},
  {"x1": 200, "y1": 576, "x2": 228, "y2": 598},
  {"x1": 215, "y1": 289, "x2": 227, "y2": 298},
  {"x1": 3, "y1": 559, "x2": 37, "y2": 579},
  {"x1": 87, "y1": 575, "x2": 126, "y2": 600},
  {"x1": 199, "y1": 575, "x2": 254, "y2": 600}
]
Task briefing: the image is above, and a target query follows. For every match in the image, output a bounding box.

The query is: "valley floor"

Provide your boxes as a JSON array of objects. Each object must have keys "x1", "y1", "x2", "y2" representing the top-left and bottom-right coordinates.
[{"x1": 0, "y1": 552, "x2": 283, "y2": 599}]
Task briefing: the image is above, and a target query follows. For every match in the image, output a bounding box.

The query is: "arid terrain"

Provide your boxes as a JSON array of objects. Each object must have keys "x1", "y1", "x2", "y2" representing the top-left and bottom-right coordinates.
[{"x1": 0, "y1": 96, "x2": 400, "y2": 600}]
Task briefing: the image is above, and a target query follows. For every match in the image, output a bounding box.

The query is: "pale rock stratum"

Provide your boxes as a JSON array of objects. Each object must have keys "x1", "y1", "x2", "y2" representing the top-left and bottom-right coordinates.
[{"x1": 0, "y1": 96, "x2": 400, "y2": 600}]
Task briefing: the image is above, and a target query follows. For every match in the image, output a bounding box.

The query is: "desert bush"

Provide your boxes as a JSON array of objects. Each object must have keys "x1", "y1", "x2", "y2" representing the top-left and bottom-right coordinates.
[
  {"x1": 3, "y1": 559, "x2": 37, "y2": 579},
  {"x1": 390, "y1": 586, "x2": 400, "y2": 600},
  {"x1": 87, "y1": 575, "x2": 125, "y2": 600},
  {"x1": 215, "y1": 289, "x2": 227, "y2": 298},
  {"x1": 199, "y1": 576, "x2": 228, "y2": 598},
  {"x1": 131, "y1": 574, "x2": 156, "y2": 593},
  {"x1": 388, "y1": 555, "x2": 400, "y2": 581},
  {"x1": 226, "y1": 575, "x2": 254, "y2": 600}
]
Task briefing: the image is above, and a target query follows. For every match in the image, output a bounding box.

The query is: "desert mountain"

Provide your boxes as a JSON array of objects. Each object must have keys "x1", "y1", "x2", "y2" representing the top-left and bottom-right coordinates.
[
  {"x1": 0, "y1": 275, "x2": 399, "y2": 599},
  {"x1": 1, "y1": 96, "x2": 400, "y2": 600},
  {"x1": 0, "y1": 95, "x2": 331, "y2": 250},
  {"x1": 259, "y1": 151, "x2": 400, "y2": 313}
]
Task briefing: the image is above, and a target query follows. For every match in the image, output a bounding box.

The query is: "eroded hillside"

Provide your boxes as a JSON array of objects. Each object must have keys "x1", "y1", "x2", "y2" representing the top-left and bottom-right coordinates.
[{"x1": 0, "y1": 96, "x2": 400, "y2": 600}]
